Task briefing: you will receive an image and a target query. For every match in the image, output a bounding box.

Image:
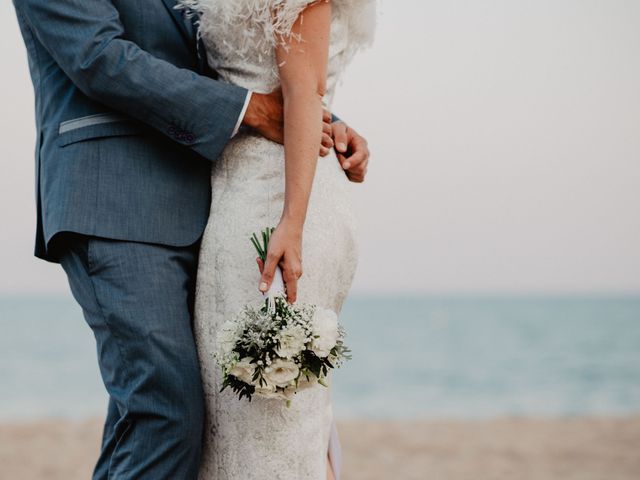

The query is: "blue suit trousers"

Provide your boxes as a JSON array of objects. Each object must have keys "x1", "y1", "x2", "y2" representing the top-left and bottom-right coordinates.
[{"x1": 58, "y1": 235, "x2": 204, "y2": 479}]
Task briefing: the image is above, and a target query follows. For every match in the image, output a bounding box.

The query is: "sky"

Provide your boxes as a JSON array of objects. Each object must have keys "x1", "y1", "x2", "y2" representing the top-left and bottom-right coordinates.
[{"x1": 1, "y1": 0, "x2": 639, "y2": 296}]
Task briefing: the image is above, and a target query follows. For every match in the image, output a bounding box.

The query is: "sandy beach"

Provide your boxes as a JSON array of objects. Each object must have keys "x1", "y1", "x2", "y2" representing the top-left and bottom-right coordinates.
[{"x1": 1, "y1": 417, "x2": 638, "y2": 480}]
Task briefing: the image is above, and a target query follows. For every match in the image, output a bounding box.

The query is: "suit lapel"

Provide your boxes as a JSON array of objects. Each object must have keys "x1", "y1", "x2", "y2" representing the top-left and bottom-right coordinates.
[{"x1": 161, "y1": 0, "x2": 196, "y2": 45}]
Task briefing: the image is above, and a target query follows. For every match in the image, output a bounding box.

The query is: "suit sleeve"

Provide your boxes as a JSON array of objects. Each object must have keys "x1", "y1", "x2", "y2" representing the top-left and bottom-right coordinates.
[{"x1": 15, "y1": 0, "x2": 248, "y2": 162}]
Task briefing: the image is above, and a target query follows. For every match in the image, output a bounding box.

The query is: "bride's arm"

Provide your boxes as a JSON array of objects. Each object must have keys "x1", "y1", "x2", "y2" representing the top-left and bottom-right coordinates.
[
  {"x1": 258, "y1": 1, "x2": 332, "y2": 302},
  {"x1": 278, "y1": 1, "x2": 331, "y2": 227}
]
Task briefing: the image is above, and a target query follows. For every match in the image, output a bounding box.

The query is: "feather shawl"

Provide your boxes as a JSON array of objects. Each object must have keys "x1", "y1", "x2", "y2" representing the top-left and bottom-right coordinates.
[{"x1": 176, "y1": 0, "x2": 376, "y2": 62}]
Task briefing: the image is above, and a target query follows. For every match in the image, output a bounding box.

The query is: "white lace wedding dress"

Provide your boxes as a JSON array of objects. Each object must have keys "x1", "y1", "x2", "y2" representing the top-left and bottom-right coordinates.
[{"x1": 180, "y1": 1, "x2": 375, "y2": 478}]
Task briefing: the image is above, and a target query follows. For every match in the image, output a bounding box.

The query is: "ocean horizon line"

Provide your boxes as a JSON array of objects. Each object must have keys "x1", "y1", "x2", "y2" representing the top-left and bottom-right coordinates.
[
  {"x1": 4, "y1": 412, "x2": 640, "y2": 424},
  {"x1": 2, "y1": 291, "x2": 640, "y2": 301},
  {"x1": 2, "y1": 295, "x2": 639, "y2": 421}
]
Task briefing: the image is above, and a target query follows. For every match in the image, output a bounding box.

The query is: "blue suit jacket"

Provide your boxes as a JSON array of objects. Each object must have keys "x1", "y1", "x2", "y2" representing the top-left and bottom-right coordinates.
[{"x1": 13, "y1": 0, "x2": 249, "y2": 261}]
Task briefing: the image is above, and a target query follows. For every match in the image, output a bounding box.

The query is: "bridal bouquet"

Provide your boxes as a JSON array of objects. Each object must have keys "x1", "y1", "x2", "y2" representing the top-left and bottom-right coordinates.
[{"x1": 215, "y1": 228, "x2": 350, "y2": 404}]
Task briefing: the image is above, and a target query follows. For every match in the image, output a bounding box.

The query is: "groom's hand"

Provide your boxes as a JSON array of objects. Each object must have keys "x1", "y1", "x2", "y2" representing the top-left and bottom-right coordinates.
[
  {"x1": 332, "y1": 122, "x2": 370, "y2": 183},
  {"x1": 243, "y1": 89, "x2": 334, "y2": 156}
]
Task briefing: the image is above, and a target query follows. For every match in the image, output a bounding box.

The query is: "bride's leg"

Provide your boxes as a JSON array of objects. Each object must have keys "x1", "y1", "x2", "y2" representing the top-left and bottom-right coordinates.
[{"x1": 326, "y1": 457, "x2": 336, "y2": 480}]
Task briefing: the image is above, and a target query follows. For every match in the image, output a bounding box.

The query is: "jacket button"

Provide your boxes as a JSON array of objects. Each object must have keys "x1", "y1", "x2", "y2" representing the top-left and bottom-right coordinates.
[{"x1": 185, "y1": 134, "x2": 195, "y2": 143}]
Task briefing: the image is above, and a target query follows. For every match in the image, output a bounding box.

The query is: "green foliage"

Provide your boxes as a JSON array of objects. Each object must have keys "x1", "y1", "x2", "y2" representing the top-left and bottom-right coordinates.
[
  {"x1": 250, "y1": 227, "x2": 275, "y2": 262},
  {"x1": 218, "y1": 228, "x2": 352, "y2": 404},
  {"x1": 221, "y1": 374, "x2": 256, "y2": 401}
]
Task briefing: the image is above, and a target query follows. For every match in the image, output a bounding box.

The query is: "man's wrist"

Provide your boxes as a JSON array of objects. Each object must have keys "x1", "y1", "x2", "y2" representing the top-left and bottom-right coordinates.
[{"x1": 232, "y1": 90, "x2": 253, "y2": 137}]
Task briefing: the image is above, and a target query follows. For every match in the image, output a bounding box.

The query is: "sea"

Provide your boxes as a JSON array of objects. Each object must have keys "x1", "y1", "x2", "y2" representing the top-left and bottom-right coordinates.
[{"x1": 1, "y1": 295, "x2": 639, "y2": 421}]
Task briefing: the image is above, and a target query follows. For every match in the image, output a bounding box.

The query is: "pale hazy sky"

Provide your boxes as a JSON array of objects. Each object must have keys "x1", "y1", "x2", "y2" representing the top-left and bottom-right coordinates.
[{"x1": 1, "y1": 0, "x2": 639, "y2": 295}]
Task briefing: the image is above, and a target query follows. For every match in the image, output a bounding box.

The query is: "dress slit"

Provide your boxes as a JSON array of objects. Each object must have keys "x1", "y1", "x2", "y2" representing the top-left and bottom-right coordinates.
[{"x1": 328, "y1": 420, "x2": 342, "y2": 479}]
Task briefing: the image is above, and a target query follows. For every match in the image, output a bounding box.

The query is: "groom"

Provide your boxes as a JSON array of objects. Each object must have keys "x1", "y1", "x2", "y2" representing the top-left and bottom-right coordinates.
[{"x1": 13, "y1": 1, "x2": 370, "y2": 478}]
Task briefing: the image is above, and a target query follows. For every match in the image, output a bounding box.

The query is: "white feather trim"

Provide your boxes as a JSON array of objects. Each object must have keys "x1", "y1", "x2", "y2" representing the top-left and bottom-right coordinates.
[
  {"x1": 176, "y1": 0, "x2": 376, "y2": 62},
  {"x1": 334, "y1": 0, "x2": 377, "y2": 63}
]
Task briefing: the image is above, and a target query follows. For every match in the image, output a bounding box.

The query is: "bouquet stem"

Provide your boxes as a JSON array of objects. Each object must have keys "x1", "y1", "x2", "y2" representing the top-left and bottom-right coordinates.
[
  {"x1": 251, "y1": 227, "x2": 285, "y2": 303},
  {"x1": 216, "y1": 231, "x2": 350, "y2": 404},
  {"x1": 267, "y1": 266, "x2": 286, "y2": 298}
]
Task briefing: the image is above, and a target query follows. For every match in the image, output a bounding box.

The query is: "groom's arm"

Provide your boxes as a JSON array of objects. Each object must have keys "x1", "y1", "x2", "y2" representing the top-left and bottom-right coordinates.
[{"x1": 15, "y1": 0, "x2": 247, "y2": 162}]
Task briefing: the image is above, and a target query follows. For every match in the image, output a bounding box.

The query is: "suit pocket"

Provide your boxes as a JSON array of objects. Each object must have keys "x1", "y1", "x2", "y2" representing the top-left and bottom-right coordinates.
[{"x1": 58, "y1": 113, "x2": 146, "y2": 147}]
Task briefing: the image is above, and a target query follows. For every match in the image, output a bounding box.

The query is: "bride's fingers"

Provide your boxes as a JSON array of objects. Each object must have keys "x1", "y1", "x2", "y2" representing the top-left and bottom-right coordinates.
[
  {"x1": 320, "y1": 132, "x2": 333, "y2": 156},
  {"x1": 283, "y1": 257, "x2": 302, "y2": 303},
  {"x1": 322, "y1": 108, "x2": 332, "y2": 124},
  {"x1": 319, "y1": 115, "x2": 334, "y2": 157},
  {"x1": 259, "y1": 253, "x2": 278, "y2": 293},
  {"x1": 256, "y1": 257, "x2": 265, "y2": 274},
  {"x1": 285, "y1": 278, "x2": 297, "y2": 303},
  {"x1": 282, "y1": 269, "x2": 299, "y2": 303}
]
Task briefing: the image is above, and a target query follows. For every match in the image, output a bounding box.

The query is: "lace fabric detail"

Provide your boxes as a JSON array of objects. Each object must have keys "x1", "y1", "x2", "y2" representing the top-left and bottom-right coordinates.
[
  {"x1": 182, "y1": 1, "x2": 374, "y2": 478},
  {"x1": 195, "y1": 135, "x2": 359, "y2": 479}
]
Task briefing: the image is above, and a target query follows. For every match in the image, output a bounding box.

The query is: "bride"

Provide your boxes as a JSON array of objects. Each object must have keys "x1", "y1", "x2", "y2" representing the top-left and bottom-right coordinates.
[{"x1": 182, "y1": 0, "x2": 376, "y2": 478}]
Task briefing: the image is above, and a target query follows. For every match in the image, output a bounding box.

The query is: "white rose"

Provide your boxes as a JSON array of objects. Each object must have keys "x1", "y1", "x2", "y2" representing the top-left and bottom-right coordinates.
[
  {"x1": 275, "y1": 324, "x2": 307, "y2": 358},
  {"x1": 229, "y1": 358, "x2": 255, "y2": 384},
  {"x1": 310, "y1": 308, "x2": 339, "y2": 358},
  {"x1": 262, "y1": 358, "x2": 300, "y2": 388}
]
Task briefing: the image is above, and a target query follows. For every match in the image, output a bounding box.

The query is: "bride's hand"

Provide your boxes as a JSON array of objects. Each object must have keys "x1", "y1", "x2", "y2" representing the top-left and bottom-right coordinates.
[{"x1": 258, "y1": 220, "x2": 303, "y2": 303}]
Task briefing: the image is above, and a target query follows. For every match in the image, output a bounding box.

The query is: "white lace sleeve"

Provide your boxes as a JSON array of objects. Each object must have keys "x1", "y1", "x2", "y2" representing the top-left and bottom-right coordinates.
[{"x1": 177, "y1": 0, "x2": 376, "y2": 61}]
